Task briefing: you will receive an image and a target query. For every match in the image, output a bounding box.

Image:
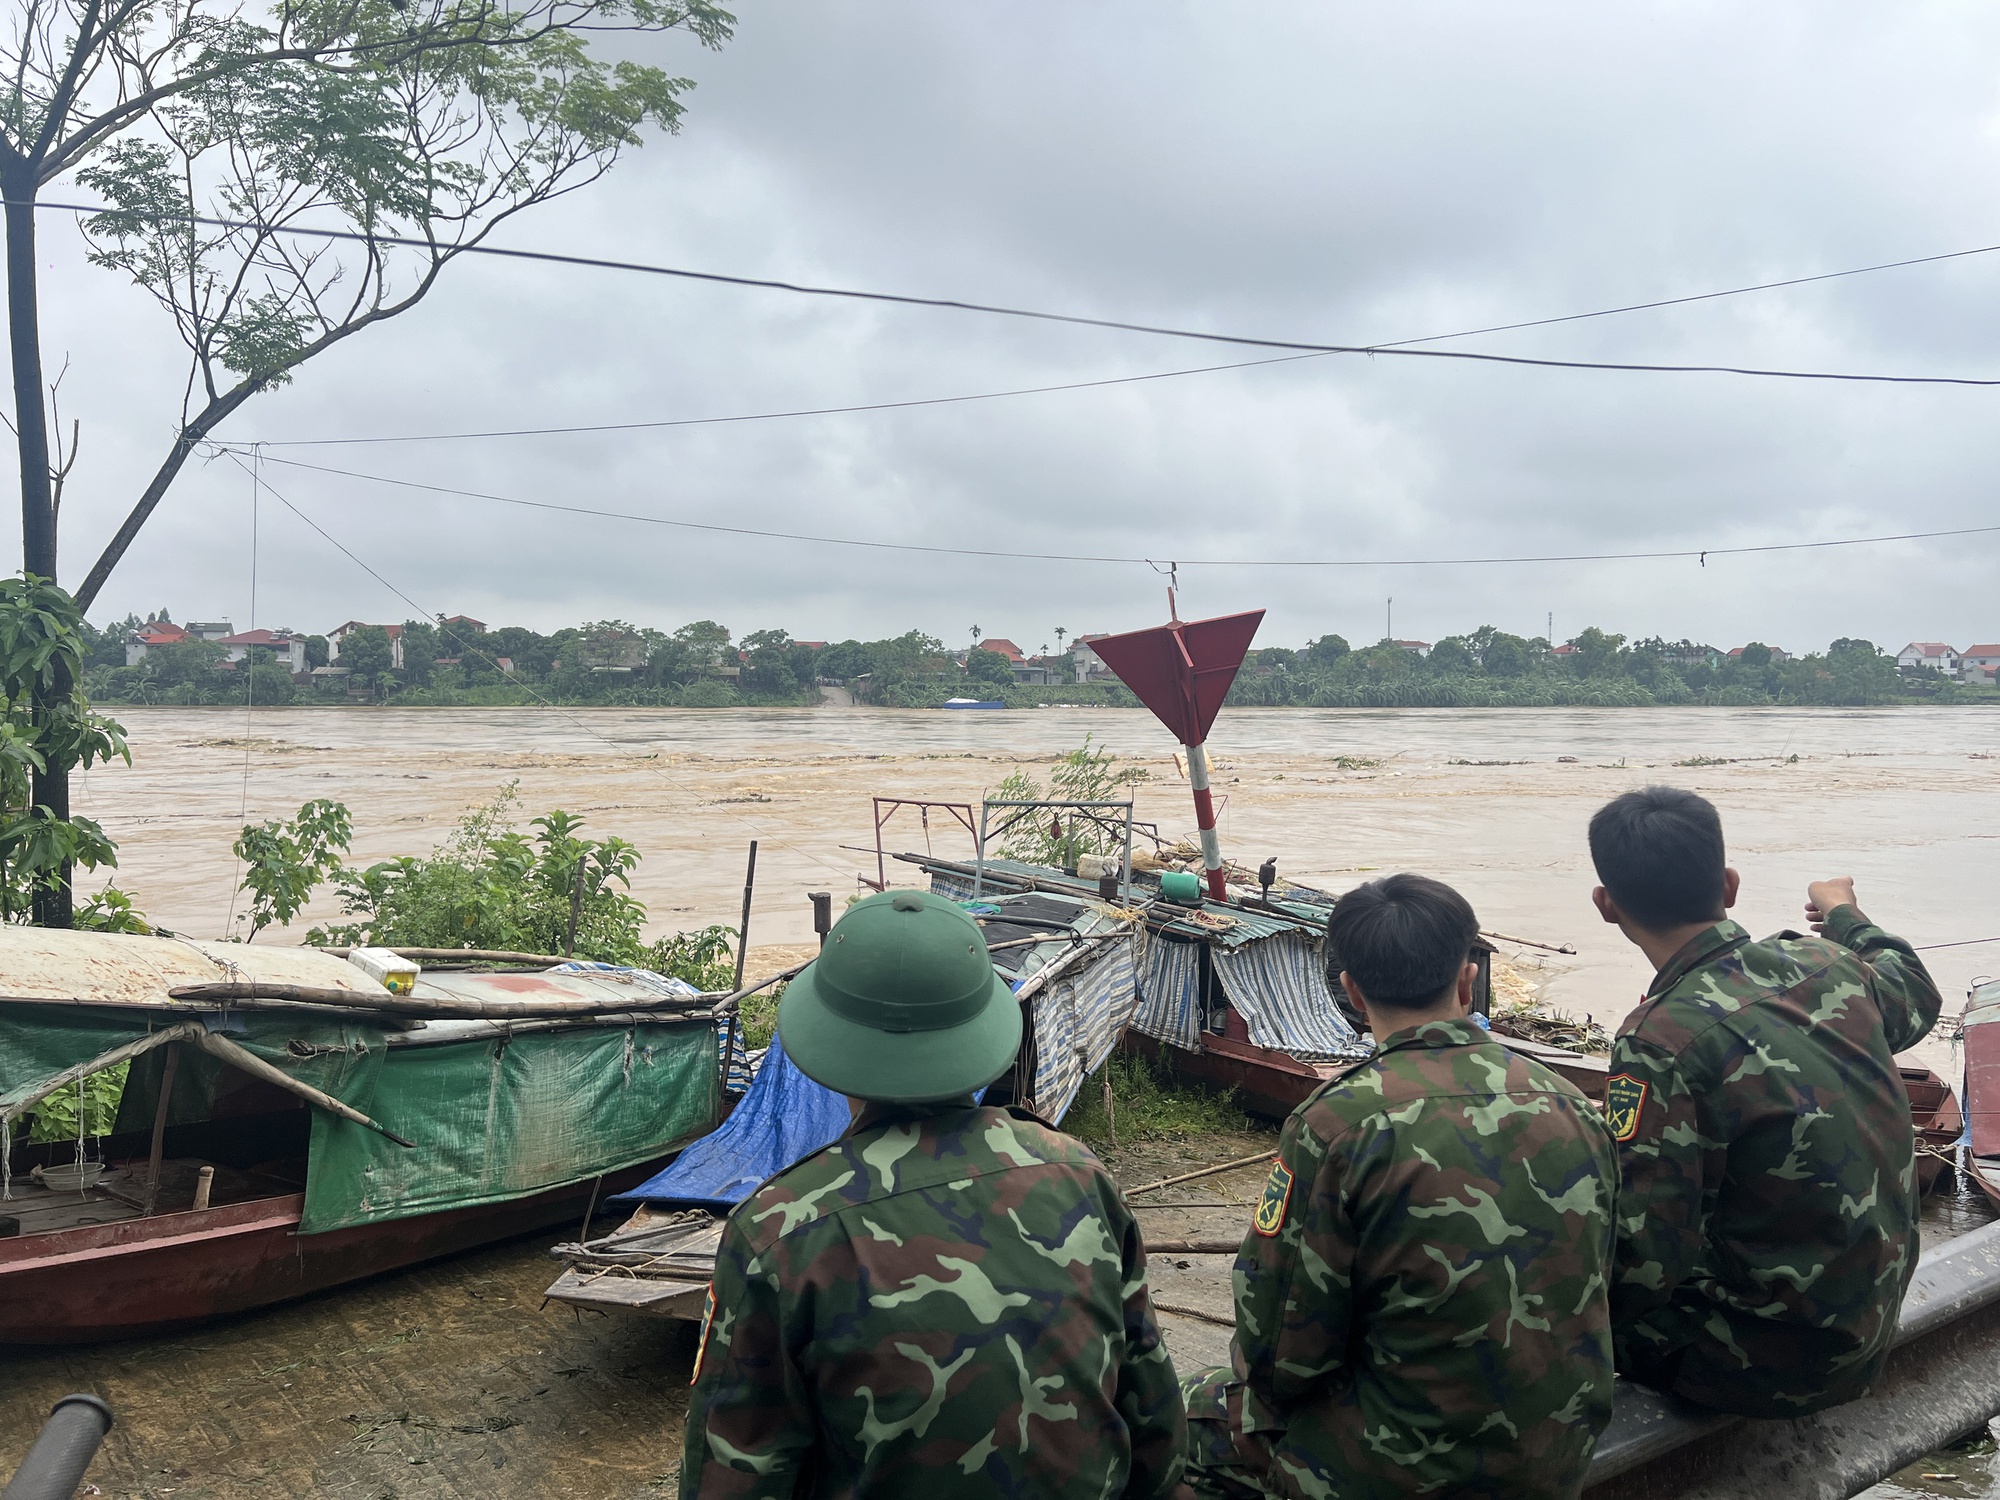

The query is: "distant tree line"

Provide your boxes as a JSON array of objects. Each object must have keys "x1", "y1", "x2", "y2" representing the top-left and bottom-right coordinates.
[
  {"x1": 72, "y1": 613, "x2": 1978, "y2": 709},
  {"x1": 1227, "y1": 629, "x2": 1949, "y2": 708},
  {"x1": 73, "y1": 615, "x2": 1134, "y2": 709}
]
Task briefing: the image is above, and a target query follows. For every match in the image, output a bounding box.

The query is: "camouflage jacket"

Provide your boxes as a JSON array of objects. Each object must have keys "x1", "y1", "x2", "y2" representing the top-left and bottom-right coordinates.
[
  {"x1": 680, "y1": 1100, "x2": 1186, "y2": 1499},
  {"x1": 1607, "y1": 906, "x2": 1943, "y2": 1417},
  {"x1": 1227, "y1": 1016, "x2": 1618, "y2": 1500}
]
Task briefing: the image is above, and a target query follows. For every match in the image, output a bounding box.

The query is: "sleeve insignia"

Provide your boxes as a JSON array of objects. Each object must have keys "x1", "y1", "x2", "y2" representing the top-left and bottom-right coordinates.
[
  {"x1": 1605, "y1": 1074, "x2": 1649, "y2": 1142},
  {"x1": 690, "y1": 1284, "x2": 717, "y2": 1386},
  {"x1": 1253, "y1": 1158, "x2": 1293, "y2": 1237}
]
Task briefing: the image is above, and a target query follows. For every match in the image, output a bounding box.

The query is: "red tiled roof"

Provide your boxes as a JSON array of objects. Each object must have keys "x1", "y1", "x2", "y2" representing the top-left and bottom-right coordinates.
[
  {"x1": 978, "y1": 638, "x2": 1025, "y2": 660},
  {"x1": 1902, "y1": 642, "x2": 1957, "y2": 657},
  {"x1": 1962, "y1": 644, "x2": 2000, "y2": 658},
  {"x1": 133, "y1": 622, "x2": 187, "y2": 645},
  {"x1": 217, "y1": 628, "x2": 294, "y2": 647}
]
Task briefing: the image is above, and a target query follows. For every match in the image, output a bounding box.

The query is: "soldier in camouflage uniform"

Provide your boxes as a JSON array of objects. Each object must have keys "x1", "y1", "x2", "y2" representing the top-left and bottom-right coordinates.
[
  {"x1": 1182, "y1": 874, "x2": 1619, "y2": 1500},
  {"x1": 1588, "y1": 787, "x2": 1942, "y2": 1416},
  {"x1": 680, "y1": 888, "x2": 1187, "y2": 1499}
]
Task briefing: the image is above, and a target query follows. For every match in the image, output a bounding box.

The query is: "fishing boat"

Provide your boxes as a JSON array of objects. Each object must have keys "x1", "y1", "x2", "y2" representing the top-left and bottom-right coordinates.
[
  {"x1": 0, "y1": 928, "x2": 725, "y2": 1344},
  {"x1": 542, "y1": 888, "x2": 1145, "y2": 1319}
]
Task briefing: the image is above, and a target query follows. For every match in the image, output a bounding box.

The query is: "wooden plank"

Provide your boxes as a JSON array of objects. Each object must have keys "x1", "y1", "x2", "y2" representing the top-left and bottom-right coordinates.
[{"x1": 542, "y1": 1266, "x2": 708, "y2": 1319}]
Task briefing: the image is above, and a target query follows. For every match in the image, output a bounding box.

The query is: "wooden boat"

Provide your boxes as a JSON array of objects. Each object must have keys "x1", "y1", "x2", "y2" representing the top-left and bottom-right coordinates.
[
  {"x1": 901, "y1": 849, "x2": 1610, "y2": 1114},
  {"x1": 0, "y1": 928, "x2": 725, "y2": 1344}
]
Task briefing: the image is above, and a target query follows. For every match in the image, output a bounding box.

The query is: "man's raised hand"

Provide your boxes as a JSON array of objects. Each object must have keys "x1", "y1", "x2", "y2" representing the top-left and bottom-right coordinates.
[{"x1": 1805, "y1": 877, "x2": 1860, "y2": 935}]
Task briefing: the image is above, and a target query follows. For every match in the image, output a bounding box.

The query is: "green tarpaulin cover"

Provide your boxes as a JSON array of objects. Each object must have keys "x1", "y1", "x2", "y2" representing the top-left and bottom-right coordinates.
[{"x1": 2, "y1": 1006, "x2": 717, "y2": 1234}]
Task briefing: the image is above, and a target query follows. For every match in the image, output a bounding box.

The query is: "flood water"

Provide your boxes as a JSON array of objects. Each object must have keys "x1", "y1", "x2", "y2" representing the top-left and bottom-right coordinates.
[
  {"x1": 7, "y1": 703, "x2": 1996, "y2": 1496},
  {"x1": 77, "y1": 702, "x2": 2000, "y2": 1069}
]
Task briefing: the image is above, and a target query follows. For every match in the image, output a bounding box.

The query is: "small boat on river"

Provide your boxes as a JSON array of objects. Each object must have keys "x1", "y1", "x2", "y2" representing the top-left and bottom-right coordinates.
[{"x1": 0, "y1": 928, "x2": 724, "y2": 1344}]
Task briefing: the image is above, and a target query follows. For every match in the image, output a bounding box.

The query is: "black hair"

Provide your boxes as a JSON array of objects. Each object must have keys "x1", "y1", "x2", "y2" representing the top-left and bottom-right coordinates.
[
  {"x1": 1324, "y1": 873, "x2": 1479, "y2": 1010},
  {"x1": 1587, "y1": 786, "x2": 1727, "y2": 930}
]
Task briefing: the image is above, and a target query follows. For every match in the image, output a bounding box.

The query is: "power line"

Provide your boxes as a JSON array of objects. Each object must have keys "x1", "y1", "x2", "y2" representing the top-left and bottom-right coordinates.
[
  {"x1": 37, "y1": 198, "x2": 2000, "y2": 390},
  {"x1": 244, "y1": 240, "x2": 2000, "y2": 447},
  {"x1": 251, "y1": 352, "x2": 1333, "y2": 446},
  {"x1": 234, "y1": 446, "x2": 2000, "y2": 569}
]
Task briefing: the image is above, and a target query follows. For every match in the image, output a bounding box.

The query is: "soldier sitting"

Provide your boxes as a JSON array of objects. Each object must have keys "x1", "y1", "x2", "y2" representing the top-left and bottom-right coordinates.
[
  {"x1": 680, "y1": 888, "x2": 1187, "y2": 1499},
  {"x1": 1589, "y1": 786, "x2": 1943, "y2": 1416},
  {"x1": 1181, "y1": 873, "x2": 1619, "y2": 1500}
]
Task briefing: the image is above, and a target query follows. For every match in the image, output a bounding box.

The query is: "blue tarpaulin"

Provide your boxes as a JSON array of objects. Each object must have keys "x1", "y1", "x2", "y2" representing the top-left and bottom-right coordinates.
[{"x1": 612, "y1": 1034, "x2": 850, "y2": 1210}]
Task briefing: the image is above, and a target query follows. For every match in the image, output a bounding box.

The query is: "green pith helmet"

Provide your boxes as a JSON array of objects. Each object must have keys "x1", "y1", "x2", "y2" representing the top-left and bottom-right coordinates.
[{"x1": 778, "y1": 889, "x2": 1021, "y2": 1104}]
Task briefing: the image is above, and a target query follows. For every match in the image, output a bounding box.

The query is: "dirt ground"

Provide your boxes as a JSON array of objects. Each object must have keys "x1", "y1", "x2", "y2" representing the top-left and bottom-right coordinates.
[{"x1": 0, "y1": 1129, "x2": 1278, "y2": 1500}]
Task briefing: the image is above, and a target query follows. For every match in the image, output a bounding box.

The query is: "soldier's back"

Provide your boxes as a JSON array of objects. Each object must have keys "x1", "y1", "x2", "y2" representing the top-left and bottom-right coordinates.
[
  {"x1": 1230, "y1": 1016, "x2": 1618, "y2": 1500},
  {"x1": 1609, "y1": 916, "x2": 1941, "y2": 1415},
  {"x1": 682, "y1": 1101, "x2": 1183, "y2": 1499}
]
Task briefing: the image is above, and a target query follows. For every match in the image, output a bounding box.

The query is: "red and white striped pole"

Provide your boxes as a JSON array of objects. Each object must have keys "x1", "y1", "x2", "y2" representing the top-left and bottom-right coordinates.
[{"x1": 1183, "y1": 740, "x2": 1227, "y2": 902}]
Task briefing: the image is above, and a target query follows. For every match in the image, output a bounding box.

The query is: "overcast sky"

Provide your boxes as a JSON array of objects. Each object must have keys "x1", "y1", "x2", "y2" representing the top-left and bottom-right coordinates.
[{"x1": 25, "y1": 1, "x2": 2000, "y2": 654}]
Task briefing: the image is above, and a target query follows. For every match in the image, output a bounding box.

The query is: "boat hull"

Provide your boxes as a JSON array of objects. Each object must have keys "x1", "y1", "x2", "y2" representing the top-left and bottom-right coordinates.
[{"x1": 0, "y1": 1163, "x2": 656, "y2": 1345}]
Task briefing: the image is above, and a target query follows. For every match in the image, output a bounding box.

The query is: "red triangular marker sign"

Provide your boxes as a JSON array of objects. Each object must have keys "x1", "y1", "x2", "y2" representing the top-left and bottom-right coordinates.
[{"x1": 1089, "y1": 610, "x2": 1264, "y2": 746}]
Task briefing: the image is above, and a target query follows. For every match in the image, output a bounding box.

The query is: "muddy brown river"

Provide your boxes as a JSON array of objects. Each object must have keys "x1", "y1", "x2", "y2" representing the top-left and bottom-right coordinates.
[{"x1": 6, "y1": 703, "x2": 1997, "y2": 1496}]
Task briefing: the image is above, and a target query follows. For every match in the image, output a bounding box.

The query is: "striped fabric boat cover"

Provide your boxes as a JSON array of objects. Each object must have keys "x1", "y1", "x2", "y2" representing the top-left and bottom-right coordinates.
[
  {"x1": 1024, "y1": 936, "x2": 1144, "y2": 1124},
  {"x1": 1133, "y1": 937, "x2": 1204, "y2": 1050},
  {"x1": 1213, "y1": 931, "x2": 1368, "y2": 1057}
]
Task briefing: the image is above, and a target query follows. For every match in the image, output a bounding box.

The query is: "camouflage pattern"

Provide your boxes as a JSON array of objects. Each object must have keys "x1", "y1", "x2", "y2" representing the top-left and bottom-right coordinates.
[
  {"x1": 1181, "y1": 1016, "x2": 1618, "y2": 1500},
  {"x1": 1608, "y1": 904, "x2": 1943, "y2": 1417},
  {"x1": 680, "y1": 1099, "x2": 1186, "y2": 1498}
]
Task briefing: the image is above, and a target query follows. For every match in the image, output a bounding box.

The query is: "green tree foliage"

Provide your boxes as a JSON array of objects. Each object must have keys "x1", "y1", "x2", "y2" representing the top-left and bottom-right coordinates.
[
  {"x1": 13, "y1": 0, "x2": 736, "y2": 610},
  {"x1": 233, "y1": 798, "x2": 354, "y2": 939},
  {"x1": 338, "y1": 625, "x2": 395, "y2": 692},
  {"x1": 966, "y1": 647, "x2": 1012, "y2": 686},
  {"x1": 21, "y1": 1061, "x2": 129, "y2": 1144},
  {"x1": 993, "y1": 737, "x2": 1149, "y2": 869},
  {"x1": 0, "y1": 578, "x2": 127, "y2": 918},
  {"x1": 314, "y1": 787, "x2": 737, "y2": 978},
  {"x1": 1225, "y1": 627, "x2": 1924, "y2": 709}
]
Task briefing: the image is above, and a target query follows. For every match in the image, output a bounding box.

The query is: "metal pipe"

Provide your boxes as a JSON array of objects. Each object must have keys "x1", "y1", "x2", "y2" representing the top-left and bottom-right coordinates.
[
  {"x1": 809, "y1": 892, "x2": 833, "y2": 948},
  {"x1": 1183, "y1": 741, "x2": 1227, "y2": 902},
  {"x1": 1, "y1": 1394, "x2": 114, "y2": 1500}
]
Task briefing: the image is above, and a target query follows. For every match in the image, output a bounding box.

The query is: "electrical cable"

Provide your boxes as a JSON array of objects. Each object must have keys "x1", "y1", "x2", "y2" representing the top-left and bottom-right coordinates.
[
  {"x1": 216, "y1": 450, "x2": 859, "y2": 884},
  {"x1": 231, "y1": 446, "x2": 2000, "y2": 570},
  {"x1": 242, "y1": 238, "x2": 2000, "y2": 447},
  {"x1": 33, "y1": 198, "x2": 2000, "y2": 390}
]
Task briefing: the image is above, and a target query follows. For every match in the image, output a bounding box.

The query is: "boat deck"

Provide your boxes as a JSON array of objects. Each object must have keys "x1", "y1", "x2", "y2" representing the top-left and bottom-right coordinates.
[{"x1": 2, "y1": 1158, "x2": 296, "y2": 1237}]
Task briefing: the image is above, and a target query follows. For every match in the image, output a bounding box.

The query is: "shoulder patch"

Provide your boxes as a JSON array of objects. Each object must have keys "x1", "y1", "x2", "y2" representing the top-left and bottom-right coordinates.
[
  {"x1": 690, "y1": 1283, "x2": 716, "y2": 1386},
  {"x1": 1605, "y1": 1074, "x2": 1649, "y2": 1143},
  {"x1": 1253, "y1": 1158, "x2": 1293, "y2": 1236}
]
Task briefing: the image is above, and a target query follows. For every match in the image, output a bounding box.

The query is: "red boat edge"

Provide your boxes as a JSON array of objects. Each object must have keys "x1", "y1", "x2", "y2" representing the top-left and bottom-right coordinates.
[{"x1": 0, "y1": 1156, "x2": 668, "y2": 1346}]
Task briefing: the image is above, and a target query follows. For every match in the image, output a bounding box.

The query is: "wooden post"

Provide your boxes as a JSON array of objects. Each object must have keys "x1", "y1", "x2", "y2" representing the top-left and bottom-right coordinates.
[
  {"x1": 564, "y1": 855, "x2": 588, "y2": 958},
  {"x1": 1102, "y1": 1067, "x2": 1117, "y2": 1150},
  {"x1": 732, "y1": 841, "x2": 758, "y2": 992},
  {"x1": 191, "y1": 1165, "x2": 214, "y2": 1212},
  {"x1": 141, "y1": 1043, "x2": 180, "y2": 1217}
]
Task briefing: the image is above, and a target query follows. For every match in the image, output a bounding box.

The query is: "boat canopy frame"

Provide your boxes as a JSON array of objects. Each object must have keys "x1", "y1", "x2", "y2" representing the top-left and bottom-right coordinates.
[{"x1": 974, "y1": 799, "x2": 1136, "y2": 907}]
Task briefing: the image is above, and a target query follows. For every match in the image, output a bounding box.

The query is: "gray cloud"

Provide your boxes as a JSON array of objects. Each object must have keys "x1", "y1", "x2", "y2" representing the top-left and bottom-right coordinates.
[{"x1": 22, "y1": 0, "x2": 2000, "y2": 656}]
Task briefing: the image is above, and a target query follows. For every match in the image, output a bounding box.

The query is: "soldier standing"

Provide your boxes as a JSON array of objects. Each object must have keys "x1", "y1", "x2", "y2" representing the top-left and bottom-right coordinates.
[
  {"x1": 1588, "y1": 786, "x2": 1943, "y2": 1415},
  {"x1": 680, "y1": 888, "x2": 1187, "y2": 1499},
  {"x1": 1181, "y1": 874, "x2": 1619, "y2": 1500}
]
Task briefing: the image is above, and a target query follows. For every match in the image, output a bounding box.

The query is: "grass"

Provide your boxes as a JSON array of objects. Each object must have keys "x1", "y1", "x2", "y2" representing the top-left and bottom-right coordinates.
[
  {"x1": 736, "y1": 983, "x2": 784, "y2": 1052},
  {"x1": 1063, "y1": 1048, "x2": 1250, "y2": 1155}
]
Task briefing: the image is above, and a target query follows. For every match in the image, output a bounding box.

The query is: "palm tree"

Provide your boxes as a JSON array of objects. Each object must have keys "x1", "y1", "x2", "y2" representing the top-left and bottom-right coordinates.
[
  {"x1": 970, "y1": 625, "x2": 982, "y2": 646},
  {"x1": 1054, "y1": 626, "x2": 1068, "y2": 654}
]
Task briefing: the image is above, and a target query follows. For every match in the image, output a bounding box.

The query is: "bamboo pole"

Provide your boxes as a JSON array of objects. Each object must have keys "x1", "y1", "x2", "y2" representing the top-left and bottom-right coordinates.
[
  {"x1": 190, "y1": 1029, "x2": 415, "y2": 1148},
  {"x1": 732, "y1": 841, "x2": 758, "y2": 992},
  {"x1": 141, "y1": 1044, "x2": 180, "y2": 1217},
  {"x1": 1143, "y1": 1239, "x2": 1241, "y2": 1255},
  {"x1": 1125, "y1": 1151, "x2": 1276, "y2": 1197},
  {"x1": 167, "y1": 981, "x2": 718, "y2": 1020}
]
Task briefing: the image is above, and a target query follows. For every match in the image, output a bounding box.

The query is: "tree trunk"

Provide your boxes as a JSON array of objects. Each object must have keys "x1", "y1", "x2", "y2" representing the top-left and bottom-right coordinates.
[
  {"x1": 5, "y1": 162, "x2": 54, "y2": 581},
  {"x1": 5, "y1": 165, "x2": 72, "y2": 928}
]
